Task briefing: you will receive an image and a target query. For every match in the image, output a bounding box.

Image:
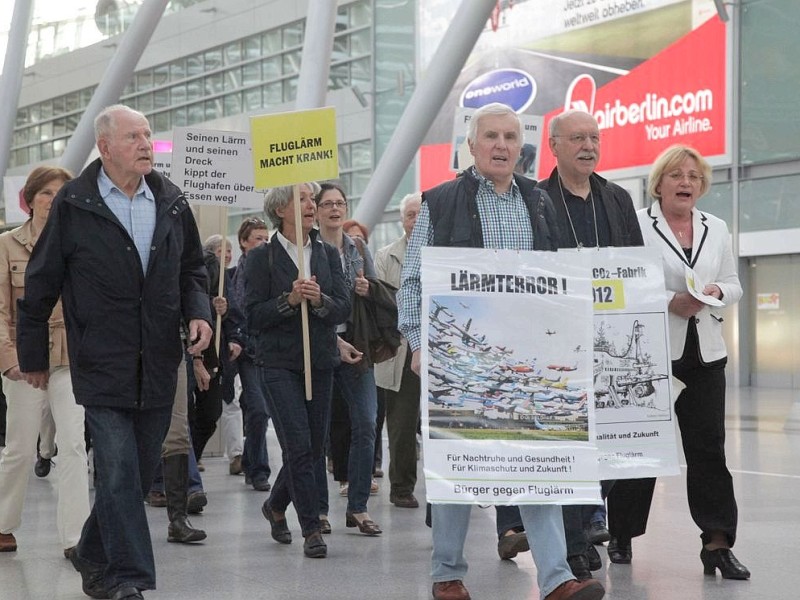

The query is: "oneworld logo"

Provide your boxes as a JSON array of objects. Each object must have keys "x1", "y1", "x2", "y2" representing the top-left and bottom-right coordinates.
[{"x1": 460, "y1": 69, "x2": 537, "y2": 112}]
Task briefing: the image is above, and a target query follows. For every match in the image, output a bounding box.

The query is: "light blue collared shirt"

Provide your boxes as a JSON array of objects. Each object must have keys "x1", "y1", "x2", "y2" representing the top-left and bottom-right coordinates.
[{"x1": 98, "y1": 167, "x2": 157, "y2": 274}]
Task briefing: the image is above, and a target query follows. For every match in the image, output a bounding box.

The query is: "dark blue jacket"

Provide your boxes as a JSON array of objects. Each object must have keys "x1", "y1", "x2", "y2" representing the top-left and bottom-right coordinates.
[
  {"x1": 16, "y1": 158, "x2": 211, "y2": 409},
  {"x1": 244, "y1": 230, "x2": 350, "y2": 371}
]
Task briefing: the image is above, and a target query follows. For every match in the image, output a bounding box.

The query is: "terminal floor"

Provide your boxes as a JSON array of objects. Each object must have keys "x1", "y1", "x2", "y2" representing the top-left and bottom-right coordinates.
[{"x1": 1, "y1": 386, "x2": 799, "y2": 599}]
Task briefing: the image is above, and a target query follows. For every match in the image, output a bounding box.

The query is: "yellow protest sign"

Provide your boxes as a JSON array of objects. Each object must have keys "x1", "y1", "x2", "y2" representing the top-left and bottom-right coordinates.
[{"x1": 250, "y1": 107, "x2": 339, "y2": 188}]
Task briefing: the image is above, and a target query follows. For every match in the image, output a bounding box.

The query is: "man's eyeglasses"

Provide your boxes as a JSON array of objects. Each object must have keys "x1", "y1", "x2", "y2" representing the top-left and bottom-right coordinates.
[
  {"x1": 318, "y1": 200, "x2": 347, "y2": 209},
  {"x1": 666, "y1": 171, "x2": 704, "y2": 184},
  {"x1": 553, "y1": 133, "x2": 601, "y2": 145}
]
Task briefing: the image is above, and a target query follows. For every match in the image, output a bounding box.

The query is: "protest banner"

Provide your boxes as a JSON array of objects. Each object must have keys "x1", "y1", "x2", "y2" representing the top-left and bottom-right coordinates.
[
  {"x1": 420, "y1": 247, "x2": 600, "y2": 505},
  {"x1": 249, "y1": 107, "x2": 340, "y2": 398},
  {"x1": 591, "y1": 246, "x2": 681, "y2": 479}
]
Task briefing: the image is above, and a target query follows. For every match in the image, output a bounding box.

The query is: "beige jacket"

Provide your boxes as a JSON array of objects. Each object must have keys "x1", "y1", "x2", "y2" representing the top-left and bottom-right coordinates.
[
  {"x1": 0, "y1": 220, "x2": 68, "y2": 373},
  {"x1": 374, "y1": 234, "x2": 408, "y2": 391}
]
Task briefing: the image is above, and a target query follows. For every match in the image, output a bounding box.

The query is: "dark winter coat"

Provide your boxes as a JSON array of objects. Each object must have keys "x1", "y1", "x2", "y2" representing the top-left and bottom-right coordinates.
[{"x1": 16, "y1": 158, "x2": 211, "y2": 409}]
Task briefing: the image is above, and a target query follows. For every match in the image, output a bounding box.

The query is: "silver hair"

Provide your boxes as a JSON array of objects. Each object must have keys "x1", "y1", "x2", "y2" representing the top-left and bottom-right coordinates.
[
  {"x1": 94, "y1": 104, "x2": 147, "y2": 140},
  {"x1": 263, "y1": 183, "x2": 312, "y2": 229},
  {"x1": 202, "y1": 234, "x2": 231, "y2": 254},
  {"x1": 548, "y1": 109, "x2": 596, "y2": 138},
  {"x1": 466, "y1": 103, "x2": 523, "y2": 144},
  {"x1": 399, "y1": 192, "x2": 421, "y2": 219}
]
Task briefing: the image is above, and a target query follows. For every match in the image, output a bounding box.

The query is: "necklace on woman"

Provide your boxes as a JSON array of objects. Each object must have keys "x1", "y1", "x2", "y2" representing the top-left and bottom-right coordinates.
[{"x1": 557, "y1": 176, "x2": 599, "y2": 250}]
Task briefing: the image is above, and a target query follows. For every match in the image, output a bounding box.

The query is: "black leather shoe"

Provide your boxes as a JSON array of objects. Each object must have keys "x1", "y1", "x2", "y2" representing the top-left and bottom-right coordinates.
[
  {"x1": 497, "y1": 531, "x2": 529, "y2": 560},
  {"x1": 111, "y1": 586, "x2": 143, "y2": 600},
  {"x1": 607, "y1": 537, "x2": 632, "y2": 564},
  {"x1": 700, "y1": 547, "x2": 750, "y2": 579},
  {"x1": 303, "y1": 530, "x2": 327, "y2": 558},
  {"x1": 567, "y1": 554, "x2": 593, "y2": 581},
  {"x1": 262, "y1": 502, "x2": 292, "y2": 544},
  {"x1": 319, "y1": 517, "x2": 332, "y2": 535},
  {"x1": 69, "y1": 551, "x2": 109, "y2": 599},
  {"x1": 186, "y1": 491, "x2": 207, "y2": 514},
  {"x1": 34, "y1": 454, "x2": 53, "y2": 478},
  {"x1": 586, "y1": 521, "x2": 611, "y2": 544},
  {"x1": 389, "y1": 493, "x2": 420, "y2": 508},
  {"x1": 252, "y1": 476, "x2": 271, "y2": 491},
  {"x1": 586, "y1": 543, "x2": 602, "y2": 571}
]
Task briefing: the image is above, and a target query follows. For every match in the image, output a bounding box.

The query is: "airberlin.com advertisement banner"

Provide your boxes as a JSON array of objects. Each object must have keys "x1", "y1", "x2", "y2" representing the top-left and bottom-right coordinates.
[{"x1": 418, "y1": 0, "x2": 729, "y2": 189}]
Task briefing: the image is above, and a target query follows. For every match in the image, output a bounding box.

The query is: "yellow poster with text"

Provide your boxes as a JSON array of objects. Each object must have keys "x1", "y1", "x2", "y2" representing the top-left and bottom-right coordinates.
[{"x1": 250, "y1": 107, "x2": 339, "y2": 188}]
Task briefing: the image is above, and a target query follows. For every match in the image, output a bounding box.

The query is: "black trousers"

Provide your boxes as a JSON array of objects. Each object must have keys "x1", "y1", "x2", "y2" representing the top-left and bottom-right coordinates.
[
  {"x1": 607, "y1": 477, "x2": 656, "y2": 541},
  {"x1": 673, "y1": 353, "x2": 738, "y2": 547}
]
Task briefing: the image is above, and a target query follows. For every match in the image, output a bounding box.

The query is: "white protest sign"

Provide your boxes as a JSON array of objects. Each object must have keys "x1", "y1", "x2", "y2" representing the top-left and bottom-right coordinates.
[
  {"x1": 591, "y1": 246, "x2": 681, "y2": 479},
  {"x1": 171, "y1": 127, "x2": 263, "y2": 208},
  {"x1": 421, "y1": 247, "x2": 600, "y2": 505}
]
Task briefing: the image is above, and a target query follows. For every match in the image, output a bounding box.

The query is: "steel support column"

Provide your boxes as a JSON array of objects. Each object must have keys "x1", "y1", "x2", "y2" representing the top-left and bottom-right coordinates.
[
  {"x1": 0, "y1": 0, "x2": 35, "y2": 183},
  {"x1": 295, "y1": 0, "x2": 337, "y2": 111},
  {"x1": 59, "y1": 0, "x2": 170, "y2": 175},
  {"x1": 354, "y1": 0, "x2": 496, "y2": 230}
]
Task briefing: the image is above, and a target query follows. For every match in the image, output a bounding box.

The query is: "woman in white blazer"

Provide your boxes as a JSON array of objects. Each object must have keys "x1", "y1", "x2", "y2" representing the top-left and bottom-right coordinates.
[{"x1": 637, "y1": 145, "x2": 749, "y2": 580}]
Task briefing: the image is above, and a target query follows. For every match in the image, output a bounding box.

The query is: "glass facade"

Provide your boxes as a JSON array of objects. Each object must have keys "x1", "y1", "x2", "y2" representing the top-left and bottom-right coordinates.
[{"x1": 10, "y1": 1, "x2": 374, "y2": 205}]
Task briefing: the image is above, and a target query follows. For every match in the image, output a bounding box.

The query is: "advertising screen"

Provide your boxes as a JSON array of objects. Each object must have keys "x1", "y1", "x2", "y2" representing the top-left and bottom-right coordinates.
[{"x1": 418, "y1": 0, "x2": 730, "y2": 190}]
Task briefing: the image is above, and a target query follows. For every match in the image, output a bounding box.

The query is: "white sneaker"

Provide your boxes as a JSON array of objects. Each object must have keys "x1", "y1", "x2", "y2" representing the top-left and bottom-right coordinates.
[
  {"x1": 370, "y1": 478, "x2": 379, "y2": 494},
  {"x1": 339, "y1": 482, "x2": 349, "y2": 496}
]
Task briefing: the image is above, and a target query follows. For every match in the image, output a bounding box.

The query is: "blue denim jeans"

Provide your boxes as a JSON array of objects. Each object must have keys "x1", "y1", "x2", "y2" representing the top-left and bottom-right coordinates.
[
  {"x1": 431, "y1": 503, "x2": 574, "y2": 597},
  {"x1": 333, "y1": 363, "x2": 377, "y2": 514},
  {"x1": 261, "y1": 367, "x2": 332, "y2": 537},
  {"x1": 239, "y1": 356, "x2": 271, "y2": 482},
  {"x1": 79, "y1": 405, "x2": 172, "y2": 594}
]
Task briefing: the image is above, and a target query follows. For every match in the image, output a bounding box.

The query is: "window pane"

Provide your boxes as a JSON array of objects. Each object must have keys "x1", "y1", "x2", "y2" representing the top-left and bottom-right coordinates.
[
  {"x1": 187, "y1": 55, "x2": 203, "y2": 77},
  {"x1": 224, "y1": 42, "x2": 241, "y2": 65},
  {"x1": 187, "y1": 79, "x2": 203, "y2": 101},
  {"x1": 283, "y1": 22, "x2": 303, "y2": 47},
  {"x1": 351, "y1": 57, "x2": 371, "y2": 88},
  {"x1": 205, "y1": 73, "x2": 223, "y2": 95},
  {"x1": 153, "y1": 65, "x2": 169, "y2": 86},
  {"x1": 740, "y1": 174, "x2": 800, "y2": 233},
  {"x1": 263, "y1": 56, "x2": 281, "y2": 80},
  {"x1": 154, "y1": 89, "x2": 170, "y2": 109},
  {"x1": 350, "y1": 29, "x2": 370, "y2": 56},
  {"x1": 138, "y1": 92, "x2": 154, "y2": 112},
  {"x1": 171, "y1": 83, "x2": 187, "y2": 104},
  {"x1": 283, "y1": 79, "x2": 297, "y2": 103},
  {"x1": 740, "y1": 0, "x2": 800, "y2": 164},
  {"x1": 242, "y1": 63, "x2": 261, "y2": 87},
  {"x1": 187, "y1": 103, "x2": 204, "y2": 125},
  {"x1": 263, "y1": 82, "x2": 282, "y2": 106},
  {"x1": 153, "y1": 112, "x2": 170, "y2": 133},
  {"x1": 244, "y1": 88, "x2": 262, "y2": 111},
  {"x1": 223, "y1": 93, "x2": 242, "y2": 117},
  {"x1": 243, "y1": 37, "x2": 261, "y2": 60},
  {"x1": 333, "y1": 36, "x2": 350, "y2": 62},
  {"x1": 282, "y1": 50, "x2": 301, "y2": 75},
  {"x1": 351, "y1": 141, "x2": 372, "y2": 169},
  {"x1": 205, "y1": 99, "x2": 221, "y2": 121},
  {"x1": 137, "y1": 71, "x2": 153, "y2": 91},
  {"x1": 173, "y1": 107, "x2": 188, "y2": 127},
  {"x1": 204, "y1": 48, "x2": 222, "y2": 71},
  {"x1": 350, "y1": 1, "x2": 372, "y2": 28},
  {"x1": 170, "y1": 59, "x2": 186, "y2": 81},
  {"x1": 262, "y1": 30, "x2": 281, "y2": 54}
]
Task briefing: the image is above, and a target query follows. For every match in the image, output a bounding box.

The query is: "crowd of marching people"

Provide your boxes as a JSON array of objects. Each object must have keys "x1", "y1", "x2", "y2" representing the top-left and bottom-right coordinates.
[{"x1": 0, "y1": 102, "x2": 748, "y2": 600}]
